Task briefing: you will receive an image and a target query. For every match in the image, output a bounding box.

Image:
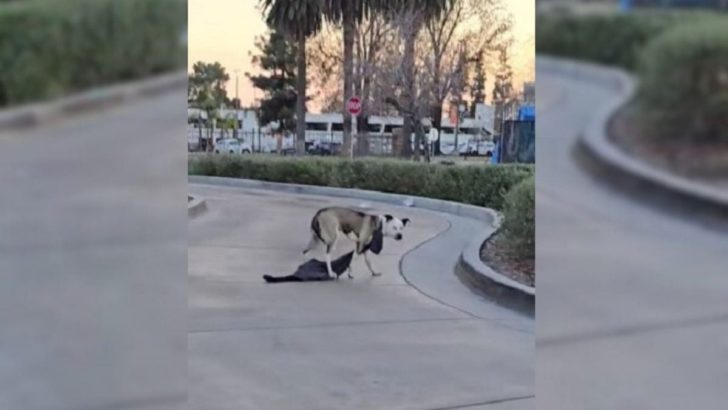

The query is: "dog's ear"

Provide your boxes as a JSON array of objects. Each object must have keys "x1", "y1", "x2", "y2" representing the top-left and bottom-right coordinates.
[
  {"x1": 384, "y1": 214, "x2": 393, "y2": 222},
  {"x1": 402, "y1": 218, "x2": 410, "y2": 226}
]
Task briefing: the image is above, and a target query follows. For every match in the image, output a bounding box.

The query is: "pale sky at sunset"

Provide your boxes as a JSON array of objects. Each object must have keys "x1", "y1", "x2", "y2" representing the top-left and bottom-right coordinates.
[{"x1": 188, "y1": 0, "x2": 534, "y2": 110}]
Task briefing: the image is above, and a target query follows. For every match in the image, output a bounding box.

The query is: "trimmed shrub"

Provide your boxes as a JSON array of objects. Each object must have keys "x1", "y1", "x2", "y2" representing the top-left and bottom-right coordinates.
[
  {"x1": 500, "y1": 175, "x2": 534, "y2": 261},
  {"x1": 536, "y1": 11, "x2": 718, "y2": 70},
  {"x1": 638, "y1": 20, "x2": 728, "y2": 142},
  {"x1": 188, "y1": 155, "x2": 534, "y2": 211},
  {"x1": 0, "y1": 0, "x2": 186, "y2": 106}
]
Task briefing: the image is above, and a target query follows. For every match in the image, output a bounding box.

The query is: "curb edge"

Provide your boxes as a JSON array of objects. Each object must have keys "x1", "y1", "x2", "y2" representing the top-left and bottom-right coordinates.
[
  {"x1": 538, "y1": 56, "x2": 728, "y2": 216},
  {"x1": 0, "y1": 71, "x2": 187, "y2": 131}
]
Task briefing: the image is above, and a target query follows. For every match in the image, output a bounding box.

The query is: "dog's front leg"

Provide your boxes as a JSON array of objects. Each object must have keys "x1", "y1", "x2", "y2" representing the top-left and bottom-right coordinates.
[
  {"x1": 347, "y1": 250, "x2": 360, "y2": 279},
  {"x1": 325, "y1": 241, "x2": 338, "y2": 280},
  {"x1": 364, "y1": 252, "x2": 381, "y2": 277}
]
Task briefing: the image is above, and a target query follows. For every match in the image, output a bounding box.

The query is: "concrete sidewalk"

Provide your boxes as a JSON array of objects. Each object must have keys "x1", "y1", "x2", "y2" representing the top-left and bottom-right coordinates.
[
  {"x1": 188, "y1": 184, "x2": 533, "y2": 410},
  {"x1": 0, "y1": 92, "x2": 187, "y2": 409},
  {"x1": 537, "y1": 58, "x2": 728, "y2": 410}
]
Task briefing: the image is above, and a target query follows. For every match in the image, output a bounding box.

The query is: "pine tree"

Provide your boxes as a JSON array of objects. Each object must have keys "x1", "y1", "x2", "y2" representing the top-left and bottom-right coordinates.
[
  {"x1": 188, "y1": 61, "x2": 230, "y2": 151},
  {"x1": 492, "y1": 47, "x2": 514, "y2": 135},
  {"x1": 469, "y1": 50, "x2": 486, "y2": 117},
  {"x1": 247, "y1": 30, "x2": 298, "y2": 133}
]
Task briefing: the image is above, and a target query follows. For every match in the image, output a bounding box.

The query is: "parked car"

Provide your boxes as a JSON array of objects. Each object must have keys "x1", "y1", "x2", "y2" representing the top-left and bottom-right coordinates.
[
  {"x1": 459, "y1": 139, "x2": 495, "y2": 157},
  {"x1": 306, "y1": 141, "x2": 341, "y2": 156},
  {"x1": 214, "y1": 139, "x2": 252, "y2": 154}
]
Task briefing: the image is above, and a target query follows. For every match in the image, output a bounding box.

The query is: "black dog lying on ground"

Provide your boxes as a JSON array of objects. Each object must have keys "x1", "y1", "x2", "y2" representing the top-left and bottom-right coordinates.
[{"x1": 263, "y1": 225, "x2": 383, "y2": 283}]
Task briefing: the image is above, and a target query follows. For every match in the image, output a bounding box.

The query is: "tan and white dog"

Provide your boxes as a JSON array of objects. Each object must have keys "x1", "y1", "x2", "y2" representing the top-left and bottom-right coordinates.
[{"x1": 303, "y1": 207, "x2": 410, "y2": 279}]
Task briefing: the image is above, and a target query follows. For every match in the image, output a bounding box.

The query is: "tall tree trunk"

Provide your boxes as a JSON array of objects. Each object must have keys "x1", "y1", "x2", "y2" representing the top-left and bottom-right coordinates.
[
  {"x1": 357, "y1": 71, "x2": 372, "y2": 156},
  {"x1": 296, "y1": 35, "x2": 307, "y2": 156},
  {"x1": 197, "y1": 116, "x2": 203, "y2": 151},
  {"x1": 401, "y1": 15, "x2": 421, "y2": 159},
  {"x1": 413, "y1": 113, "x2": 420, "y2": 162},
  {"x1": 207, "y1": 112, "x2": 213, "y2": 152},
  {"x1": 415, "y1": 119, "x2": 429, "y2": 162},
  {"x1": 430, "y1": 103, "x2": 443, "y2": 155},
  {"x1": 353, "y1": 48, "x2": 364, "y2": 157},
  {"x1": 342, "y1": 6, "x2": 355, "y2": 158}
]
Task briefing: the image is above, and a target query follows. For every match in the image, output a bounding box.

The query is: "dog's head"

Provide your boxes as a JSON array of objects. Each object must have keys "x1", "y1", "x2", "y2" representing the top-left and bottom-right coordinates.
[{"x1": 381, "y1": 214, "x2": 410, "y2": 241}]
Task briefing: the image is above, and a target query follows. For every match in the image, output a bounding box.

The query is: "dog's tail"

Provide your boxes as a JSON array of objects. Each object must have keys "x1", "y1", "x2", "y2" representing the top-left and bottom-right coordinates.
[
  {"x1": 310, "y1": 212, "x2": 325, "y2": 243},
  {"x1": 263, "y1": 274, "x2": 303, "y2": 283}
]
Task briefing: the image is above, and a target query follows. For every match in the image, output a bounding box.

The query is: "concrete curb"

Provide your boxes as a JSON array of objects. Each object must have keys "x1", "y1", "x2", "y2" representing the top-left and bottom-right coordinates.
[
  {"x1": 457, "y1": 229, "x2": 536, "y2": 317},
  {"x1": 188, "y1": 195, "x2": 207, "y2": 218},
  {"x1": 0, "y1": 71, "x2": 187, "y2": 131},
  {"x1": 538, "y1": 56, "x2": 728, "y2": 216},
  {"x1": 189, "y1": 175, "x2": 535, "y2": 313}
]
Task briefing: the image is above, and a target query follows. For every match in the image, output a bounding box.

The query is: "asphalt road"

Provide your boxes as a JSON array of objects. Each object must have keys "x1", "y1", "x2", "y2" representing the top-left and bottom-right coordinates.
[
  {"x1": 537, "y1": 59, "x2": 728, "y2": 409},
  {"x1": 188, "y1": 184, "x2": 533, "y2": 410},
  {"x1": 0, "y1": 93, "x2": 188, "y2": 410}
]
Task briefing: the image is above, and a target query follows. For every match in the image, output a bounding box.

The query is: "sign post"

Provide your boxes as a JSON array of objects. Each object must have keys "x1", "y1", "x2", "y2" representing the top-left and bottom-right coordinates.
[{"x1": 347, "y1": 96, "x2": 361, "y2": 158}]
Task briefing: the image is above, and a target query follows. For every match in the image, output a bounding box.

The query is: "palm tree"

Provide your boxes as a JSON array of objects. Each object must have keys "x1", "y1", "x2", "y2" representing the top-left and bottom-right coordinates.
[
  {"x1": 260, "y1": 0, "x2": 323, "y2": 156},
  {"x1": 324, "y1": 1, "x2": 449, "y2": 158},
  {"x1": 321, "y1": 0, "x2": 373, "y2": 158},
  {"x1": 390, "y1": 0, "x2": 449, "y2": 159}
]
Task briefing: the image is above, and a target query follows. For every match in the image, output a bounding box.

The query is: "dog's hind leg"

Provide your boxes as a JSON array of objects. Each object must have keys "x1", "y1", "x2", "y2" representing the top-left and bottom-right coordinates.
[
  {"x1": 347, "y1": 241, "x2": 368, "y2": 279},
  {"x1": 364, "y1": 252, "x2": 381, "y2": 277},
  {"x1": 325, "y1": 235, "x2": 339, "y2": 280},
  {"x1": 325, "y1": 245, "x2": 336, "y2": 280}
]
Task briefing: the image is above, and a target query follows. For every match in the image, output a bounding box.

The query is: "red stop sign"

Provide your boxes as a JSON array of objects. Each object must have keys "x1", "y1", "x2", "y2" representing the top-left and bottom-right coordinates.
[{"x1": 347, "y1": 96, "x2": 361, "y2": 116}]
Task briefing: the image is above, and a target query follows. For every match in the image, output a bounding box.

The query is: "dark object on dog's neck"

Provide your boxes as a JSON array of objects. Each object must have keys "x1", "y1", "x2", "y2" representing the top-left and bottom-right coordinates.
[{"x1": 363, "y1": 225, "x2": 383, "y2": 255}]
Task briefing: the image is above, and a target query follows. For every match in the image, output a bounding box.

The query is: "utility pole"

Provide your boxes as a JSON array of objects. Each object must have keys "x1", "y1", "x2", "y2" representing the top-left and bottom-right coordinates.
[
  {"x1": 351, "y1": 115, "x2": 357, "y2": 159},
  {"x1": 234, "y1": 69, "x2": 240, "y2": 140},
  {"x1": 253, "y1": 87, "x2": 260, "y2": 152},
  {"x1": 453, "y1": 103, "x2": 466, "y2": 156}
]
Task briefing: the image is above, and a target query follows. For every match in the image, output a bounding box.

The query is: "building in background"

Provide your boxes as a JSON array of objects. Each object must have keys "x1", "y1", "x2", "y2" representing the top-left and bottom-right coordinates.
[{"x1": 188, "y1": 102, "x2": 498, "y2": 156}]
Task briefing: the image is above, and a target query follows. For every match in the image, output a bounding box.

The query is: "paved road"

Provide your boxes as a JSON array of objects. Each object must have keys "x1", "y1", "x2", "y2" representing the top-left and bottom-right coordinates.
[
  {"x1": 537, "y1": 59, "x2": 728, "y2": 409},
  {"x1": 0, "y1": 93, "x2": 187, "y2": 409},
  {"x1": 188, "y1": 183, "x2": 533, "y2": 410}
]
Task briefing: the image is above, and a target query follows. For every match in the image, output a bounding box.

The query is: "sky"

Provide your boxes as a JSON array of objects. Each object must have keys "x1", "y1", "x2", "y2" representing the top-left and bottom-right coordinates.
[{"x1": 188, "y1": 0, "x2": 535, "y2": 111}]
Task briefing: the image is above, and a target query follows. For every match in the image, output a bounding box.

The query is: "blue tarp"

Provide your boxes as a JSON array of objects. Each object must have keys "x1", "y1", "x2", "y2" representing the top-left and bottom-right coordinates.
[
  {"x1": 490, "y1": 142, "x2": 499, "y2": 164},
  {"x1": 518, "y1": 105, "x2": 535, "y2": 121},
  {"x1": 500, "y1": 120, "x2": 535, "y2": 164}
]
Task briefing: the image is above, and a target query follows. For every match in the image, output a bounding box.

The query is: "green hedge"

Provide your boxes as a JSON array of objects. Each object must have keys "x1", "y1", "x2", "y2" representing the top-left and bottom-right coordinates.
[
  {"x1": 500, "y1": 175, "x2": 534, "y2": 261},
  {"x1": 189, "y1": 155, "x2": 534, "y2": 211},
  {"x1": 0, "y1": 0, "x2": 186, "y2": 107},
  {"x1": 536, "y1": 11, "x2": 719, "y2": 70},
  {"x1": 638, "y1": 20, "x2": 728, "y2": 142}
]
